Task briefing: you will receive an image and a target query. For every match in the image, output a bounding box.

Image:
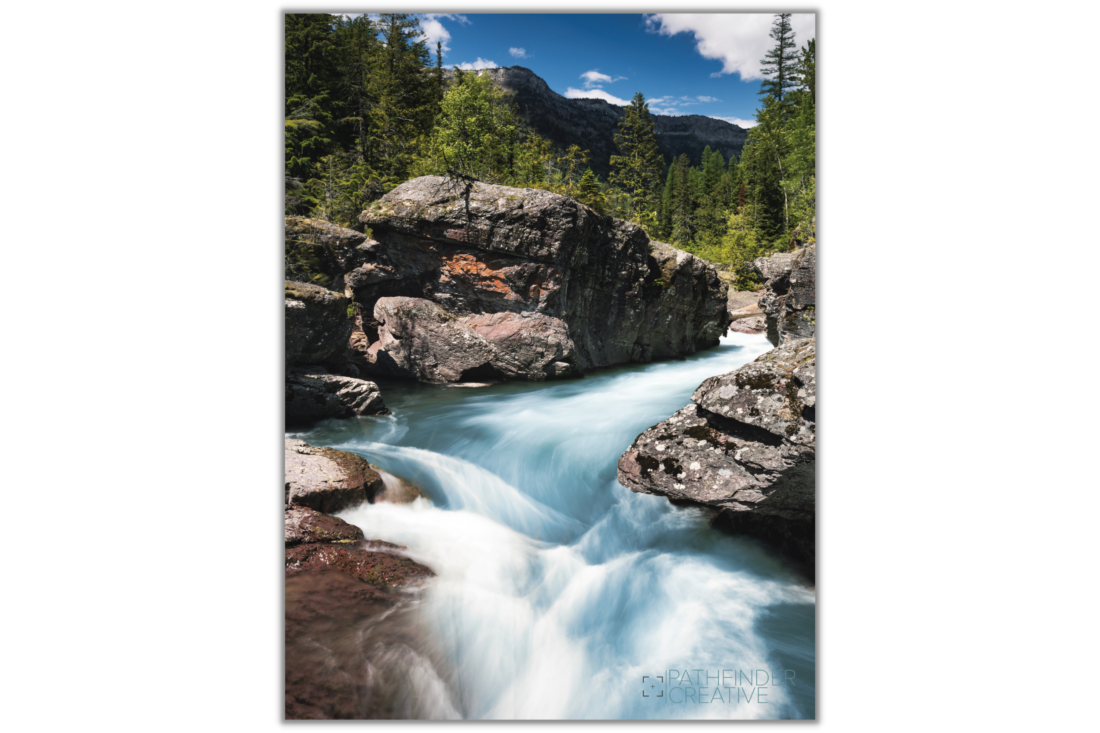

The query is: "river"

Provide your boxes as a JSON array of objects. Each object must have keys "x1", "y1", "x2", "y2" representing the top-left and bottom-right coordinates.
[{"x1": 289, "y1": 330, "x2": 816, "y2": 720}]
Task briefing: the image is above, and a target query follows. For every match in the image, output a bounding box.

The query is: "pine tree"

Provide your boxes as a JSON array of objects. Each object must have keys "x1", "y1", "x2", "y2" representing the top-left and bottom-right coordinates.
[
  {"x1": 372, "y1": 13, "x2": 434, "y2": 182},
  {"x1": 759, "y1": 13, "x2": 799, "y2": 109},
  {"x1": 669, "y1": 154, "x2": 695, "y2": 246},
  {"x1": 609, "y1": 92, "x2": 665, "y2": 218},
  {"x1": 658, "y1": 164, "x2": 675, "y2": 238},
  {"x1": 575, "y1": 168, "x2": 605, "y2": 213}
]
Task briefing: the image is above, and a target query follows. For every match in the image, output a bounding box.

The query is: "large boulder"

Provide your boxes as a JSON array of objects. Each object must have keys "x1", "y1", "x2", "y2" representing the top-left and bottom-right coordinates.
[
  {"x1": 285, "y1": 281, "x2": 353, "y2": 367},
  {"x1": 461, "y1": 310, "x2": 578, "y2": 379},
  {"x1": 285, "y1": 439, "x2": 384, "y2": 513},
  {"x1": 348, "y1": 176, "x2": 728, "y2": 379},
  {"x1": 285, "y1": 367, "x2": 388, "y2": 426},
  {"x1": 617, "y1": 338, "x2": 816, "y2": 579},
  {"x1": 365, "y1": 297, "x2": 498, "y2": 382},
  {"x1": 753, "y1": 245, "x2": 816, "y2": 347}
]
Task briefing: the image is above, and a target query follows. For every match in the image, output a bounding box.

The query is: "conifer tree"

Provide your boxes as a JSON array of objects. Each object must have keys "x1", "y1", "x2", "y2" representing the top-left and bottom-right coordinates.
[
  {"x1": 759, "y1": 13, "x2": 799, "y2": 109},
  {"x1": 575, "y1": 168, "x2": 605, "y2": 213},
  {"x1": 609, "y1": 92, "x2": 665, "y2": 217}
]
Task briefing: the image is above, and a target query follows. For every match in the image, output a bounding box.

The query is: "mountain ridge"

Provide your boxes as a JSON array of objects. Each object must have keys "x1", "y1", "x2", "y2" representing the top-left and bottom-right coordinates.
[{"x1": 446, "y1": 65, "x2": 749, "y2": 176}]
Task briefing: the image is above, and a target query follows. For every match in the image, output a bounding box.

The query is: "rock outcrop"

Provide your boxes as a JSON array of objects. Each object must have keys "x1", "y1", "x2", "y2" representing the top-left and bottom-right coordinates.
[
  {"x1": 617, "y1": 338, "x2": 816, "y2": 579},
  {"x1": 285, "y1": 278, "x2": 389, "y2": 425},
  {"x1": 347, "y1": 176, "x2": 727, "y2": 382},
  {"x1": 285, "y1": 439, "x2": 384, "y2": 513},
  {"x1": 285, "y1": 367, "x2": 388, "y2": 425},
  {"x1": 753, "y1": 245, "x2": 816, "y2": 347}
]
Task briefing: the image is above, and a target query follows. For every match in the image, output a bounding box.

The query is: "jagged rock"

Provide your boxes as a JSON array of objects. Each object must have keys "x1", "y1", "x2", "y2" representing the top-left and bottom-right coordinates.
[
  {"x1": 617, "y1": 338, "x2": 816, "y2": 579},
  {"x1": 461, "y1": 311, "x2": 578, "y2": 380},
  {"x1": 285, "y1": 505, "x2": 365, "y2": 547},
  {"x1": 366, "y1": 297, "x2": 499, "y2": 383},
  {"x1": 456, "y1": 66, "x2": 748, "y2": 176},
  {"x1": 753, "y1": 245, "x2": 816, "y2": 347},
  {"x1": 354, "y1": 176, "x2": 728, "y2": 379},
  {"x1": 285, "y1": 281, "x2": 353, "y2": 367},
  {"x1": 285, "y1": 367, "x2": 388, "y2": 426},
  {"x1": 285, "y1": 439, "x2": 384, "y2": 513},
  {"x1": 693, "y1": 338, "x2": 816, "y2": 446}
]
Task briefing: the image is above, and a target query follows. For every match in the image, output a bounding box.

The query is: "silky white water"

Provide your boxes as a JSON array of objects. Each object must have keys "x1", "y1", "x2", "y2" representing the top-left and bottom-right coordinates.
[{"x1": 292, "y1": 331, "x2": 815, "y2": 719}]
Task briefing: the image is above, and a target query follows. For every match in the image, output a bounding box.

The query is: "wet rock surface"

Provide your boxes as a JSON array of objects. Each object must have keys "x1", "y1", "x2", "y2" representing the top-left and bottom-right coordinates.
[
  {"x1": 284, "y1": 505, "x2": 365, "y2": 547},
  {"x1": 753, "y1": 245, "x2": 815, "y2": 347},
  {"x1": 617, "y1": 338, "x2": 816, "y2": 579},
  {"x1": 342, "y1": 176, "x2": 728, "y2": 381},
  {"x1": 285, "y1": 438, "x2": 384, "y2": 513},
  {"x1": 285, "y1": 367, "x2": 389, "y2": 426}
]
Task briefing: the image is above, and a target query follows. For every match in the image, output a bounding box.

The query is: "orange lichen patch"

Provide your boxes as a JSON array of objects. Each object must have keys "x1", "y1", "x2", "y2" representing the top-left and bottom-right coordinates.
[{"x1": 441, "y1": 254, "x2": 519, "y2": 298}]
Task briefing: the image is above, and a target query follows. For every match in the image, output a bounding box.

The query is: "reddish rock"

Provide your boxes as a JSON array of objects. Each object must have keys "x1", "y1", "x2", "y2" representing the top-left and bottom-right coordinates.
[
  {"x1": 285, "y1": 439, "x2": 383, "y2": 513},
  {"x1": 285, "y1": 541, "x2": 434, "y2": 586},
  {"x1": 285, "y1": 506, "x2": 365, "y2": 547}
]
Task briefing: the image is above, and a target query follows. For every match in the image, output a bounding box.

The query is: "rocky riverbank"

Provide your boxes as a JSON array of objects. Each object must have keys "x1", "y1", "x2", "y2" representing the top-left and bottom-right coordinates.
[
  {"x1": 284, "y1": 438, "x2": 438, "y2": 719},
  {"x1": 617, "y1": 245, "x2": 817, "y2": 581}
]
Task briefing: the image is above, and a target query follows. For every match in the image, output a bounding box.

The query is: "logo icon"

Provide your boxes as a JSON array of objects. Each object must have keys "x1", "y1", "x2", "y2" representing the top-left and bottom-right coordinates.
[{"x1": 642, "y1": 675, "x2": 664, "y2": 698}]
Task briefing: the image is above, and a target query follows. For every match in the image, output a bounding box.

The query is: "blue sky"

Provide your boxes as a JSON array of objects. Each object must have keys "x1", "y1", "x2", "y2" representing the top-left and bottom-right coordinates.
[{"x1": 413, "y1": 13, "x2": 816, "y2": 128}]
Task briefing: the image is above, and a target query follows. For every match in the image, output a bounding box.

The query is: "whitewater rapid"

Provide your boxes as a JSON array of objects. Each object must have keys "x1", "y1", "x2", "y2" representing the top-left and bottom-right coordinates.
[{"x1": 292, "y1": 331, "x2": 815, "y2": 719}]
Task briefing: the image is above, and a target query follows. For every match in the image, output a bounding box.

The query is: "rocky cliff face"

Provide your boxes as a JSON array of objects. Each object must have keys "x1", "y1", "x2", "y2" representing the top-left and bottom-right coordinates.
[
  {"x1": 753, "y1": 245, "x2": 816, "y2": 347},
  {"x1": 617, "y1": 338, "x2": 816, "y2": 579},
  {"x1": 455, "y1": 66, "x2": 749, "y2": 175},
  {"x1": 346, "y1": 176, "x2": 729, "y2": 381}
]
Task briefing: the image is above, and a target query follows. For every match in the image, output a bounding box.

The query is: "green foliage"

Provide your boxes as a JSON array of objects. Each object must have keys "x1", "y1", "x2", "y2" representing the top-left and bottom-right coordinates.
[
  {"x1": 609, "y1": 93, "x2": 665, "y2": 219},
  {"x1": 575, "y1": 168, "x2": 605, "y2": 213},
  {"x1": 759, "y1": 13, "x2": 799, "y2": 113},
  {"x1": 414, "y1": 70, "x2": 517, "y2": 182},
  {"x1": 282, "y1": 12, "x2": 813, "y2": 283}
]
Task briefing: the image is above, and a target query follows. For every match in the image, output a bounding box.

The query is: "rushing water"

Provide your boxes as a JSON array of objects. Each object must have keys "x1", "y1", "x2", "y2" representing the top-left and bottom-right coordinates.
[{"x1": 291, "y1": 331, "x2": 815, "y2": 720}]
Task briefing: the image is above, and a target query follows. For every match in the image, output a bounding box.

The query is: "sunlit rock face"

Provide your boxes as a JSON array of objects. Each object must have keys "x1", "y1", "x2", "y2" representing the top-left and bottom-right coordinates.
[
  {"x1": 753, "y1": 245, "x2": 816, "y2": 347},
  {"x1": 347, "y1": 176, "x2": 728, "y2": 382},
  {"x1": 618, "y1": 338, "x2": 816, "y2": 579}
]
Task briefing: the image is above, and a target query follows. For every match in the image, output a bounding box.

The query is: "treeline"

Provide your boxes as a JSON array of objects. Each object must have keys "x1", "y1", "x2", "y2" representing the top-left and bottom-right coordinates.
[
  {"x1": 652, "y1": 15, "x2": 815, "y2": 288},
  {"x1": 285, "y1": 13, "x2": 814, "y2": 289},
  {"x1": 285, "y1": 14, "x2": 607, "y2": 225}
]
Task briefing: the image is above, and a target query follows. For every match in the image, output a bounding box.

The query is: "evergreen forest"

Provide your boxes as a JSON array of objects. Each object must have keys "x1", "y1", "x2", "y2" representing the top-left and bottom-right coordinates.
[{"x1": 286, "y1": 13, "x2": 815, "y2": 289}]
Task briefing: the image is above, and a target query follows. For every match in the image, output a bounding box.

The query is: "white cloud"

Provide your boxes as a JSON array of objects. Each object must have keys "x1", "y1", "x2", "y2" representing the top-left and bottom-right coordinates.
[
  {"x1": 509, "y1": 47, "x2": 527, "y2": 58},
  {"x1": 710, "y1": 115, "x2": 758, "y2": 129},
  {"x1": 580, "y1": 70, "x2": 626, "y2": 89},
  {"x1": 696, "y1": 95, "x2": 720, "y2": 103},
  {"x1": 419, "y1": 13, "x2": 469, "y2": 54},
  {"x1": 457, "y1": 58, "x2": 498, "y2": 71},
  {"x1": 564, "y1": 88, "x2": 631, "y2": 106},
  {"x1": 645, "y1": 13, "x2": 815, "y2": 82},
  {"x1": 648, "y1": 96, "x2": 672, "y2": 105},
  {"x1": 650, "y1": 106, "x2": 682, "y2": 116}
]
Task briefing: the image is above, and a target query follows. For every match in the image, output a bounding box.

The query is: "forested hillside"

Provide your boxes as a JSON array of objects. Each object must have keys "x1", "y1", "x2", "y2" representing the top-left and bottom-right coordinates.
[{"x1": 285, "y1": 13, "x2": 815, "y2": 289}]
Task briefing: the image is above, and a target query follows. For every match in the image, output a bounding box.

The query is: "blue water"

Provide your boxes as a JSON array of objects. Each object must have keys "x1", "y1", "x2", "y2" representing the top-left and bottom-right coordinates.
[{"x1": 291, "y1": 331, "x2": 816, "y2": 720}]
